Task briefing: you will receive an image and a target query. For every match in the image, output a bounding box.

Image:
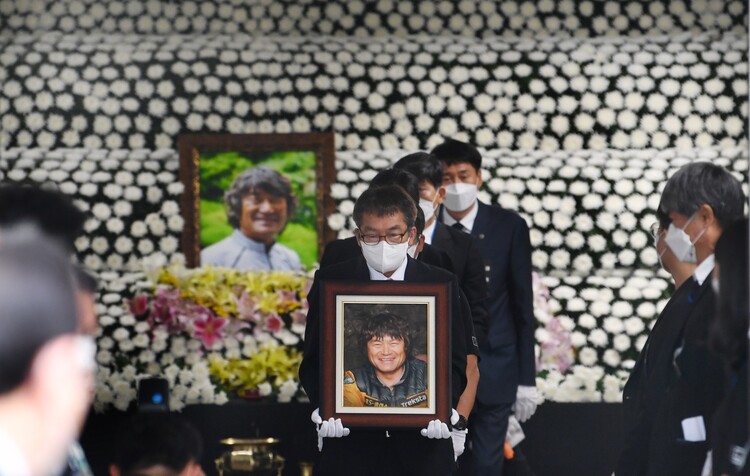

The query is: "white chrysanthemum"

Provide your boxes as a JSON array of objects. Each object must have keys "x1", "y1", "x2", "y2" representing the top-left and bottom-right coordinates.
[
  {"x1": 550, "y1": 249, "x2": 570, "y2": 269},
  {"x1": 602, "y1": 350, "x2": 621, "y2": 368},
  {"x1": 579, "y1": 347, "x2": 598, "y2": 366},
  {"x1": 624, "y1": 317, "x2": 646, "y2": 335}
]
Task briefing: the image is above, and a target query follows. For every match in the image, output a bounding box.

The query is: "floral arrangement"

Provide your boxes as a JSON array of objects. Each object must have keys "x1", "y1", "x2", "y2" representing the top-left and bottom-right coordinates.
[
  {"x1": 533, "y1": 272, "x2": 574, "y2": 374},
  {"x1": 94, "y1": 265, "x2": 311, "y2": 411}
]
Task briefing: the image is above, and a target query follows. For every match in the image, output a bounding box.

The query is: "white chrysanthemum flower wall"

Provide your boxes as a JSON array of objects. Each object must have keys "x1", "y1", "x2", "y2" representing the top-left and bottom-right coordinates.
[{"x1": 1, "y1": 31, "x2": 747, "y2": 151}]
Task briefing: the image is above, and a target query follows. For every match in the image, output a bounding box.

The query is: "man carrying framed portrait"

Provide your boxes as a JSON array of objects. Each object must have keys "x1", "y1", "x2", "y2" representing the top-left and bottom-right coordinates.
[{"x1": 299, "y1": 184, "x2": 468, "y2": 475}]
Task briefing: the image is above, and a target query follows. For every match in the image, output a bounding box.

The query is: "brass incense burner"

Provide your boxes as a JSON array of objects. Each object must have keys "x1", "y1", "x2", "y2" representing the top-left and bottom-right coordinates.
[{"x1": 215, "y1": 438, "x2": 285, "y2": 476}]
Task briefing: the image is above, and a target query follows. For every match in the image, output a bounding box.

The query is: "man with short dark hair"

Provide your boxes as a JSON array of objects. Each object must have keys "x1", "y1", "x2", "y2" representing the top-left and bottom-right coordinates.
[
  {"x1": 343, "y1": 312, "x2": 428, "y2": 408},
  {"x1": 201, "y1": 166, "x2": 302, "y2": 271},
  {"x1": 432, "y1": 139, "x2": 537, "y2": 476},
  {"x1": 0, "y1": 227, "x2": 95, "y2": 476},
  {"x1": 619, "y1": 161, "x2": 744, "y2": 475},
  {"x1": 300, "y1": 184, "x2": 468, "y2": 475},
  {"x1": 109, "y1": 413, "x2": 205, "y2": 476},
  {"x1": 394, "y1": 152, "x2": 490, "y2": 440}
]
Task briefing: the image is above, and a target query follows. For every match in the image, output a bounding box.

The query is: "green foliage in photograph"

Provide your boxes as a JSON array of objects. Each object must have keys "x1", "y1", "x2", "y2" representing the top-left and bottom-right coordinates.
[{"x1": 199, "y1": 150, "x2": 318, "y2": 268}]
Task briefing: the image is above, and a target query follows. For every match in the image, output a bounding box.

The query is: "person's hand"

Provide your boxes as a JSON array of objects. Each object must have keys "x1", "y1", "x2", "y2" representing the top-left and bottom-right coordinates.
[
  {"x1": 512, "y1": 385, "x2": 541, "y2": 422},
  {"x1": 421, "y1": 409, "x2": 459, "y2": 439},
  {"x1": 451, "y1": 427, "x2": 467, "y2": 460},
  {"x1": 311, "y1": 408, "x2": 350, "y2": 451}
]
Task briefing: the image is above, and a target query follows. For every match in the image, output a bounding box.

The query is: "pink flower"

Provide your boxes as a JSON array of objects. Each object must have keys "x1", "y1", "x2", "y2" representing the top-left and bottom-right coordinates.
[
  {"x1": 263, "y1": 313, "x2": 283, "y2": 334},
  {"x1": 150, "y1": 287, "x2": 185, "y2": 331},
  {"x1": 193, "y1": 310, "x2": 227, "y2": 348},
  {"x1": 235, "y1": 291, "x2": 258, "y2": 321},
  {"x1": 127, "y1": 293, "x2": 149, "y2": 316}
]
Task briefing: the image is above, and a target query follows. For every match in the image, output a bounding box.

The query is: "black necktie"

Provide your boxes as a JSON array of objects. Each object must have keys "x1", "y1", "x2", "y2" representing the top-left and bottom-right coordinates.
[{"x1": 452, "y1": 222, "x2": 466, "y2": 233}]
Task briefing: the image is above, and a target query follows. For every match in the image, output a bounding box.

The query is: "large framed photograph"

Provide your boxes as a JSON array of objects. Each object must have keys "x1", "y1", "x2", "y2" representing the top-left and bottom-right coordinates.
[
  {"x1": 320, "y1": 281, "x2": 451, "y2": 428},
  {"x1": 178, "y1": 133, "x2": 335, "y2": 270}
]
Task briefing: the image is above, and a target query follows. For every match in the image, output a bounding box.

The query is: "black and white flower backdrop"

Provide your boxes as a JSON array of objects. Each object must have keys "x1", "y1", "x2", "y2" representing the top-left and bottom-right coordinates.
[
  {"x1": 1, "y1": 0, "x2": 746, "y2": 38},
  {"x1": 1, "y1": 0, "x2": 748, "y2": 403},
  {"x1": 0, "y1": 31, "x2": 747, "y2": 151}
]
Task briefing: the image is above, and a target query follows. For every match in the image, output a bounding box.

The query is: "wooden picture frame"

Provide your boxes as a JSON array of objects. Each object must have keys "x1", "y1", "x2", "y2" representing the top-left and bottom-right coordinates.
[
  {"x1": 178, "y1": 132, "x2": 336, "y2": 269},
  {"x1": 320, "y1": 281, "x2": 451, "y2": 428}
]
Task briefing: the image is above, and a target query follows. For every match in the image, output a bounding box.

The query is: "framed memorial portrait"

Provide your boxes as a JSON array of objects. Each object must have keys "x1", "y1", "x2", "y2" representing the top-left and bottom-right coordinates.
[
  {"x1": 178, "y1": 133, "x2": 336, "y2": 270},
  {"x1": 320, "y1": 281, "x2": 451, "y2": 428}
]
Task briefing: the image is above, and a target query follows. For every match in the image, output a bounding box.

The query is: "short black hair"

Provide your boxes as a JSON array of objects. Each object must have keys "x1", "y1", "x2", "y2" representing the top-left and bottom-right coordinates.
[
  {"x1": 711, "y1": 217, "x2": 749, "y2": 367},
  {"x1": 0, "y1": 226, "x2": 78, "y2": 394},
  {"x1": 353, "y1": 185, "x2": 417, "y2": 230},
  {"x1": 360, "y1": 312, "x2": 413, "y2": 356},
  {"x1": 370, "y1": 168, "x2": 421, "y2": 204},
  {"x1": 225, "y1": 167, "x2": 297, "y2": 229},
  {"x1": 430, "y1": 139, "x2": 482, "y2": 172},
  {"x1": 393, "y1": 152, "x2": 444, "y2": 189},
  {"x1": 658, "y1": 162, "x2": 744, "y2": 230},
  {"x1": 0, "y1": 184, "x2": 86, "y2": 253},
  {"x1": 113, "y1": 413, "x2": 203, "y2": 476}
]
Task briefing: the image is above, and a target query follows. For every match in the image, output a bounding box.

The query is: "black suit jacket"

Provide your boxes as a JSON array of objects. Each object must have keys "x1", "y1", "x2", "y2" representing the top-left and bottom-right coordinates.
[
  {"x1": 430, "y1": 222, "x2": 489, "y2": 348},
  {"x1": 646, "y1": 274, "x2": 723, "y2": 476},
  {"x1": 616, "y1": 278, "x2": 699, "y2": 475},
  {"x1": 299, "y1": 255, "x2": 468, "y2": 409},
  {"x1": 440, "y1": 201, "x2": 536, "y2": 405}
]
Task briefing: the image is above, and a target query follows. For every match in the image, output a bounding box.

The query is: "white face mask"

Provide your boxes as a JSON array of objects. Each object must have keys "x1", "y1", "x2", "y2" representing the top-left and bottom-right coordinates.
[
  {"x1": 74, "y1": 335, "x2": 97, "y2": 373},
  {"x1": 664, "y1": 214, "x2": 706, "y2": 264},
  {"x1": 407, "y1": 243, "x2": 418, "y2": 259},
  {"x1": 360, "y1": 241, "x2": 409, "y2": 274},
  {"x1": 419, "y1": 197, "x2": 437, "y2": 224},
  {"x1": 443, "y1": 183, "x2": 478, "y2": 212}
]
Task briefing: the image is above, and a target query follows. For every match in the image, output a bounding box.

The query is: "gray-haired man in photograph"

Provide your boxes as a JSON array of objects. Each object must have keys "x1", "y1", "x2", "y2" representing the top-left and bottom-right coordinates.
[{"x1": 201, "y1": 166, "x2": 302, "y2": 271}]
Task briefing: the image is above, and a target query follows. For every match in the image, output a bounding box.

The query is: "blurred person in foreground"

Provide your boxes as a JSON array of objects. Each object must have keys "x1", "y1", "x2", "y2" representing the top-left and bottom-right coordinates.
[
  {"x1": 109, "y1": 413, "x2": 205, "y2": 476},
  {"x1": 0, "y1": 184, "x2": 99, "y2": 474},
  {"x1": 0, "y1": 227, "x2": 95, "y2": 476},
  {"x1": 709, "y1": 218, "x2": 749, "y2": 476}
]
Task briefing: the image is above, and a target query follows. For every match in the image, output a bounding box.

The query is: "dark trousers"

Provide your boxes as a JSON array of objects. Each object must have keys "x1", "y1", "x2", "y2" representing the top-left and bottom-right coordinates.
[
  {"x1": 317, "y1": 429, "x2": 456, "y2": 476},
  {"x1": 465, "y1": 401, "x2": 512, "y2": 476}
]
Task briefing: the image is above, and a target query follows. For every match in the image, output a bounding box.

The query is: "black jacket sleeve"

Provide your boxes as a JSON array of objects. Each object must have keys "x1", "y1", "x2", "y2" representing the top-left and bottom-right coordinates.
[
  {"x1": 299, "y1": 270, "x2": 322, "y2": 408},
  {"x1": 509, "y1": 217, "x2": 536, "y2": 386}
]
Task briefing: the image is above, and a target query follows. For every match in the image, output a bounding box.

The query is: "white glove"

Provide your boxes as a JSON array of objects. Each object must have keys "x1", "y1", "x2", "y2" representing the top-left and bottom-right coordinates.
[
  {"x1": 506, "y1": 415, "x2": 525, "y2": 448},
  {"x1": 512, "y1": 385, "x2": 540, "y2": 423},
  {"x1": 451, "y1": 428, "x2": 467, "y2": 460},
  {"x1": 311, "y1": 408, "x2": 350, "y2": 452},
  {"x1": 421, "y1": 408, "x2": 459, "y2": 439}
]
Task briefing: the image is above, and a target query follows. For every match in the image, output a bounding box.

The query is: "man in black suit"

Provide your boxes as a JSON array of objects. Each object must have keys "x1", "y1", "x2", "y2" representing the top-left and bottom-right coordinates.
[
  {"x1": 299, "y1": 184, "x2": 467, "y2": 475},
  {"x1": 619, "y1": 162, "x2": 744, "y2": 475},
  {"x1": 432, "y1": 139, "x2": 537, "y2": 476},
  {"x1": 615, "y1": 215, "x2": 697, "y2": 475},
  {"x1": 393, "y1": 152, "x2": 489, "y2": 435}
]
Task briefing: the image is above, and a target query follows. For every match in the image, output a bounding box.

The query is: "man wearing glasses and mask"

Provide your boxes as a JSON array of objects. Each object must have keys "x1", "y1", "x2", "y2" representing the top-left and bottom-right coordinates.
[
  {"x1": 299, "y1": 184, "x2": 469, "y2": 475},
  {"x1": 615, "y1": 162, "x2": 744, "y2": 475}
]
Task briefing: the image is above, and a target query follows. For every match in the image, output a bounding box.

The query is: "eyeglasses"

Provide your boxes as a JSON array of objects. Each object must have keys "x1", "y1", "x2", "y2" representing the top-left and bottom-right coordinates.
[
  {"x1": 649, "y1": 222, "x2": 664, "y2": 240},
  {"x1": 357, "y1": 229, "x2": 409, "y2": 246}
]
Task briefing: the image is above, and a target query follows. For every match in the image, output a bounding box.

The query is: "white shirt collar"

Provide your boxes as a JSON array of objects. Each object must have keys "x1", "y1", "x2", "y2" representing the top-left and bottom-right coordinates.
[
  {"x1": 367, "y1": 256, "x2": 408, "y2": 281},
  {"x1": 0, "y1": 428, "x2": 32, "y2": 476},
  {"x1": 231, "y1": 229, "x2": 273, "y2": 252},
  {"x1": 693, "y1": 254, "x2": 715, "y2": 286},
  {"x1": 441, "y1": 201, "x2": 479, "y2": 232},
  {"x1": 423, "y1": 220, "x2": 437, "y2": 245}
]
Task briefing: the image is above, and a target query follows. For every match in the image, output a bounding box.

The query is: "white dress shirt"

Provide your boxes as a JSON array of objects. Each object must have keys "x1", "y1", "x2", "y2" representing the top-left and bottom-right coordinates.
[
  {"x1": 366, "y1": 256, "x2": 408, "y2": 281},
  {"x1": 423, "y1": 220, "x2": 437, "y2": 245},
  {"x1": 693, "y1": 254, "x2": 715, "y2": 286},
  {"x1": 0, "y1": 429, "x2": 31, "y2": 476},
  {"x1": 441, "y1": 201, "x2": 479, "y2": 233},
  {"x1": 200, "y1": 229, "x2": 302, "y2": 271}
]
